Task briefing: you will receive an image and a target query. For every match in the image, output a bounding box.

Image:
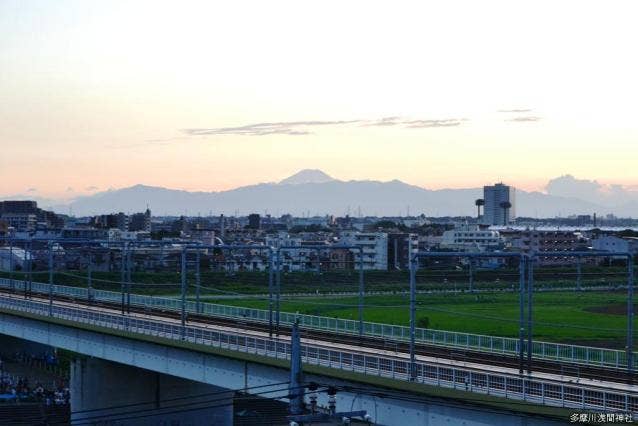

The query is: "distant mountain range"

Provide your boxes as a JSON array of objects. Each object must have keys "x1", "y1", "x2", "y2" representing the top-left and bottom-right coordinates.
[{"x1": 6, "y1": 169, "x2": 628, "y2": 218}]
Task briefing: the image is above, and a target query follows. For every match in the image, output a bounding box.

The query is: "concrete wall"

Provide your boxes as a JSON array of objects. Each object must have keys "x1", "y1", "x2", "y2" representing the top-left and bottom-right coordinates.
[{"x1": 71, "y1": 357, "x2": 233, "y2": 426}]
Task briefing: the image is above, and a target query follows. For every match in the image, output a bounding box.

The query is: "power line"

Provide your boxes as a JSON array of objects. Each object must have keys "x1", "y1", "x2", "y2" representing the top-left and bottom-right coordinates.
[
  {"x1": 68, "y1": 380, "x2": 291, "y2": 416},
  {"x1": 66, "y1": 385, "x2": 328, "y2": 426}
]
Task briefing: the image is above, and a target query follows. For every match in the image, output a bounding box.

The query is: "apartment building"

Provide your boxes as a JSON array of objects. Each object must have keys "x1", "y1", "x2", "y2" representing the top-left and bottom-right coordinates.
[
  {"x1": 510, "y1": 230, "x2": 587, "y2": 265},
  {"x1": 440, "y1": 224, "x2": 502, "y2": 252},
  {"x1": 339, "y1": 231, "x2": 388, "y2": 270}
]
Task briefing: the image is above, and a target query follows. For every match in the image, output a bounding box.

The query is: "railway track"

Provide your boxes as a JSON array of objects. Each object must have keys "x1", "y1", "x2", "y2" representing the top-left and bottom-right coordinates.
[{"x1": 1, "y1": 287, "x2": 635, "y2": 386}]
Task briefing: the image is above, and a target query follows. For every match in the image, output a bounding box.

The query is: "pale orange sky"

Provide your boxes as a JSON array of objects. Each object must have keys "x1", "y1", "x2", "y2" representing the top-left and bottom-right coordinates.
[{"x1": 1, "y1": 1, "x2": 637, "y2": 200}]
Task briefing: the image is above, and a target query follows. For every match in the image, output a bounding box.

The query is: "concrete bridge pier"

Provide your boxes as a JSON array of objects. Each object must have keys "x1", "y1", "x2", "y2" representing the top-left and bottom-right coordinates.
[{"x1": 70, "y1": 357, "x2": 234, "y2": 426}]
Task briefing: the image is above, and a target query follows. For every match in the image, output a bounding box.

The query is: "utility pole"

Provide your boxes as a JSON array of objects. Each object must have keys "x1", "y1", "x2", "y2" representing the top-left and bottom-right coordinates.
[
  {"x1": 180, "y1": 247, "x2": 187, "y2": 339},
  {"x1": 87, "y1": 245, "x2": 93, "y2": 305},
  {"x1": 358, "y1": 247, "x2": 364, "y2": 338},
  {"x1": 627, "y1": 257, "x2": 635, "y2": 376},
  {"x1": 289, "y1": 320, "x2": 304, "y2": 417},
  {"x1": 120, "y1": 242, "x2": 126, "y2": 315},
  {"x1": 9, "y1": 241, "x2": 14, "y2": 292},
  {"x1": 527, "y1": 255, "x2": 534, "y2": 373},
  {"x1": 48, "y1": 241, "x2": 53, "y2": 316},
  {"x1": 288, "y1": 320, "x2": 369, "y2": 424},
  {"x1": 275, "y1": 250, "x2": 281, "y2": 336},
  {"x1": 195, "y1": 249, "x2": 201, "y2": 314},
  {"x1": 126, "y1": 247, "x2": 132, "y2": 313},
  {"x1": 25, "y1": 240, "x2": 32, "y2": 299},
  {"x1": 409, "y1": 256, "x2": 417, "y2": 381},
  {"x1": 268, "y1": 249, "x2": 274, "y2": 337},
  {"x1": 518, "y1": 255, "x2": 526, "y2": 374}
]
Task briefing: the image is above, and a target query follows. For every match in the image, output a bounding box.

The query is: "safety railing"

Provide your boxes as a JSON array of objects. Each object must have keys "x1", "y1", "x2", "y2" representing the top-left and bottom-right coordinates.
[
  {"x1": 0, "y1": 294, "x2": 635, "y2": 414},
  {"x1": 0, "y1": 278, "x2": 635, "y2": 370}
]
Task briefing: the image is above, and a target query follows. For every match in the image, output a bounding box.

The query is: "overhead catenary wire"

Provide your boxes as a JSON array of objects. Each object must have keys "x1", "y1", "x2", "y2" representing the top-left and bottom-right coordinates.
[
  {"x1": 67, "y1": 380, "x2": 291, "y2": 416},
  {"x1": 66, "y1": 385, "x2": 305, "y2": 425},
  {"x1": 65, "y1": 385, "x2": 329, "y2": 426},
  {"x1": 324, "y1": 383, "x2": 569, "y2": 421}
]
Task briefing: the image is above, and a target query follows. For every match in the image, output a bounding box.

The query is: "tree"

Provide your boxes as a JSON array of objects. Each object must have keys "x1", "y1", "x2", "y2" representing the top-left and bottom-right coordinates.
[{"x1": 417, "y1": 316, "x2": 430, "y2": 329}]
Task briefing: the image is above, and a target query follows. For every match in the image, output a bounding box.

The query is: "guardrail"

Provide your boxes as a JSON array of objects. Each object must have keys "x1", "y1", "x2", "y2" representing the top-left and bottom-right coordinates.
[
  {"x1": 0, "y1": 278, "x2": 635, "y2": 370},
  {"x1": 0, "y1": 294, "x2": 635, "y2": 414}
]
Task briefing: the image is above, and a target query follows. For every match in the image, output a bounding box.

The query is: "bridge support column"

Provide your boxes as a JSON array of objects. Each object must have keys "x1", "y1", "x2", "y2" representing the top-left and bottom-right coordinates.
[{"x1": 70, "y1": 357, "x2": 233, "y2": 426}]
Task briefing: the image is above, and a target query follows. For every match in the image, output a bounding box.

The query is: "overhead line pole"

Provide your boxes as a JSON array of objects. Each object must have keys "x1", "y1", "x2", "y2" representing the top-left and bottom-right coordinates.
[
  {"x1": 87, "y1": 244, "x2": 93, "y2": 305},
  {"x1": 519, "y1": 254, "x2": 526, "y2": 375},
  {"x1": 9, "y1": 240, "x2": 14, "y2": 292},
  {"x1": 409, "y1": 255, "x2": 417, "y2": 381},
  {"x1": 26, "y1": 240, "x2": 32, "y2": 299},
  {"x1": 126, "y1": 246, "x2": 132, "y2": 313},
  {"x1": 195, "y1": 249, "x2": 201, "y2": 314},
  {"x1": 48, "y1": 241, "x2": 53, "y2": 316},
  {"x1": 180, "y1": 247, "x2": 187, "y2": 339},
  {"x1": 268, "y1": 248, "x2": 274, "y2": 337},
  {"x1": 628, "y1": 257, "x2": 635, "y2": 376},
  {"x1": 358, "y1": 246, "x2": 364, "y2": 338},
  {"x1": 120, "y1": 242, "x2": 126, "y2": 315},
  {"x1": 275, "y1": 250, "x2": 281, "y2": 336},
  {"x1": 527, "y1": 254, "x2": 533, "y2": 373}
]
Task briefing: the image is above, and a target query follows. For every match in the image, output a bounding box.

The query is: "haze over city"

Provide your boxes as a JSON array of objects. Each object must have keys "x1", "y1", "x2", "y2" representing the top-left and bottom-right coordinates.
[{"x1": 2, "y1": 1, "x2": 638, "y2": 200}]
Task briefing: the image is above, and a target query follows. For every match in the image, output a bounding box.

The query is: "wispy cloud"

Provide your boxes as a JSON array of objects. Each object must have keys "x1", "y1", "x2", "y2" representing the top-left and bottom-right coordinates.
[
  {"x1": 362, "y1": 116, "x2": 403, "y2": 127},
  {"x1": 362, "y1": 117, "x2": 466, "y2": 128},
  {"x1": 113, "y1": 117, "x2": 467, "y2": 149},
  {"x1": 27, "y1": 187, "x2": 37, "y2": 192},
  {"x1": 505, "y1": 116, "x2": 542, "y2": 122},
  {"x1": 498, "y1": 108, "x2": 533, "y2": 113},
  {"x1": 85, "y1": 186, "x2": 99, "y2": 191},
  {"x1": 182, "y1": 117, "x2": 467, "y2": 137},
  {"x1": 183, "y1": 120, "x2": 359, "y2": 137},
  {"x1": 403, "y1": 119, "x2": 465, "y2": 128}
]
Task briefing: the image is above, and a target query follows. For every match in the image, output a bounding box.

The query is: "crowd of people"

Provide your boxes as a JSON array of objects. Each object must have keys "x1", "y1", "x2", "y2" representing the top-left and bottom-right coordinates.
[
  {"x1": 0, "y1": 373, "x2": 69, "y2": 405},
  {"x1": 11, "y1": 350, "x2": 59, "y2": 370},
  {"x1": 0, "y1": 353, "x2": 69, "y2": 405}
]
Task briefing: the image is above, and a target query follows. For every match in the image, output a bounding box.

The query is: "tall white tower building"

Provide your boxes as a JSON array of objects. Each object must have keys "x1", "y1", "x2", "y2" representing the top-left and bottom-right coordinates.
[{"x1": 483, "y1": 183, "x2": 516, "y2": 225}]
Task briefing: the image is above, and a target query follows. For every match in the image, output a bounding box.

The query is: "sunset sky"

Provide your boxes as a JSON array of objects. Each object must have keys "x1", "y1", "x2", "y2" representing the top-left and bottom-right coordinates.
[{"x1": 1, "y1": 1, "x2": 637, "y2": 200}]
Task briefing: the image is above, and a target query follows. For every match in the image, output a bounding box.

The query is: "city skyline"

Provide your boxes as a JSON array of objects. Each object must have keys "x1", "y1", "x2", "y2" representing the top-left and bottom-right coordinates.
[{"x1": 2, "y1": 1, "x2": 638, "y2": 199}]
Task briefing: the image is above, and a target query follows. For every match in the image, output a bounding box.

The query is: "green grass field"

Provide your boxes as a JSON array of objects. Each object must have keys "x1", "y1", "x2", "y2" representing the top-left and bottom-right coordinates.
[
  {"x1": 1, "y1": 266, "x2": 630, "y2": 296},
  {"x1": 2, "y1": 269, "x2": 634, "y2": 349},
  {"x1": 202, "y1": 291, "x2": 635, "y2": 349}
]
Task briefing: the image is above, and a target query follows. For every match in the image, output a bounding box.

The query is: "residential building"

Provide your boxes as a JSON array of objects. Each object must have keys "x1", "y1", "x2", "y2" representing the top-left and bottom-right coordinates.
[
  {"x1": 247, "y1": 213, "x2": 261, "y2": 230},
  {"x1": 339, "y1": 231, "x2": 388, "y2": 270},
  {"x1": 387, "y1": 233, "x2": 419, "y2": 270},
  {"x1": 0, "y1": 213, "x2": 37, "y2": 232},
  {"x1": 440, "y1": 224, "x2": 502, "y2": 252},
  {"x1": 510, "y1": 230, "x2": 587, "y2": 265},
  {"x1": 0, "y1": 200, "x2": 64, "y2": 229},
  {"x1": 483, "y1": 183, "x2": 516, "y2": 226},
  {"x1": 0, "y1": 246, "x2": 31, "y2": 271},
  {"x1": 129, "y1": 209, "x2": 152, "y2": 232},
  {"x1": 592, "y1": 235, "x2": 638, "y2": 256},
  {"x1": 92, "y1": 212, "x2": 128, "y2": 230},
  {"x1": 61, "y1": 227, "x2": 108, "y2": 240}
]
